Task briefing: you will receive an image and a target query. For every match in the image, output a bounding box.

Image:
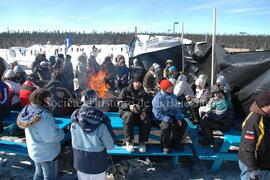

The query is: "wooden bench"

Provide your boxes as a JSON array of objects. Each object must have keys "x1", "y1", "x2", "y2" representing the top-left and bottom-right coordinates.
[
  {"x1": 185, "y1": 117, "x2": 241, "y2": 171},
  {"x1": 1, "y1": 111, "x2": 72, "y2": 156},
  {"x1": 1, "y1": 111, "x2": 193, "y2": 167},
  {"x1": 104, "y1": 112, "x2": 193, "y2": 167}
]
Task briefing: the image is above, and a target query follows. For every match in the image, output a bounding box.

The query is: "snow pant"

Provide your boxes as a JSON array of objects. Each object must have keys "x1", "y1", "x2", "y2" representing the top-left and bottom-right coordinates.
[
  {"x1": 120, "y1": 111, "x2": 151, "y2": 143},
  {"x1": 189, "y1": 105, "x2": 200, "y2": 122},
  {"x1": 199, "y1": 114, "x2": 231, "y2": 144},
  {"x1": 153, "y1": 118, "x2": 187, "y2": 148}
]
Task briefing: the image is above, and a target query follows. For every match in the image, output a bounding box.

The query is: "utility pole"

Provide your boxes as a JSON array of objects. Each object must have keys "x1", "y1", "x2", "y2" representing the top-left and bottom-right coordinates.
[{"x1": 181, "y1": 22, "x2": 185, "y2": 73}]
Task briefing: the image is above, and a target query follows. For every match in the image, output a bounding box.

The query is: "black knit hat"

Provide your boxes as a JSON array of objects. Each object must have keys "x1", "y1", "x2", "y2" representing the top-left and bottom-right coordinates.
[
  {"x1": 132, "y1": 75, "x2": 144, "y2": 83},
  {"x1": 256, "y1": 91, "x2": 270, "y2": 107}
]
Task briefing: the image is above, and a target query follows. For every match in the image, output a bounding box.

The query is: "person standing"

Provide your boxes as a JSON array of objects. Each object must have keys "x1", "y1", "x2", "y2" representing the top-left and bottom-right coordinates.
[
  {"x1": 62, "y1": 54, "x2": 74, "y2": 93},
  {"x1": 238, "y1": 91, "x2": 270, "y2": 180},
  {"x1": 17, "y1": 88, "x2": 65, "y2": 180},
  {"x1": 71, "y1": 89, "x2": 115, "y2": 180}
]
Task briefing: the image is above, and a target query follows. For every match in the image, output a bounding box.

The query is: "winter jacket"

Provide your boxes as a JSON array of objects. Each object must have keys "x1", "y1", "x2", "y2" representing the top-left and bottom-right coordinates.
[
  {"x1": 88, "y1": 56, "x2": 100, "y2": 73},
  {"x1": 130, "y1": 66, "x2": 146, "y2": 81},
  {"x1": 37, "y1": 67, "x2": 51, "y2": 81},
  {"x1": 143, "y1": 71, "x2": 161, "y2": 94},
  {"x1": 0, "y1": 80, "x2": 11, "y2": 119},
  {"x1": 71, "y1": 104, "x2": 115, "y2": 174},
  {"x1": 75, "y1": 59, "x2": 88, "y2": 90},
  {"x1": 115, "y1": 65, "x2": 129, "y2": 80},
  {"x1": 19, "y1": 80, "x2": 38, "y2": 107},
  {"x1": 211, "y1": 97, "x2": 229, "y2": 115},
  {"x1": 17, "y1": 104, "x2": 65, "y2": 162},
  {"x1": 5, "y1": 80, "x2": 21, "y2": 106},
  {"x1": 45, "y1": 80, "x2": 74, "y2": 117},
  {"x1": 62, "y1": 58, "x2": 74, "y2": 92},
  {"x1": 238, "y1": 102, "x2": 270, "y2": 171},
  {"x1": 173, "y1": 75, "x2": 194, "y2": 97},
  {"x1": 118, "y1": 84, "x2": 151, "y2": 116},
  {"x1": 152, "y1": 90, "x2": 184, "y2": 123}
]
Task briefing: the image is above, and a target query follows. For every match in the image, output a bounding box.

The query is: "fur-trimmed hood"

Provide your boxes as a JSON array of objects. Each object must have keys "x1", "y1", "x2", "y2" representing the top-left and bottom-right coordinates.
[{"x1": 17, "y1": 104, "x2": 50, "y2": 129}]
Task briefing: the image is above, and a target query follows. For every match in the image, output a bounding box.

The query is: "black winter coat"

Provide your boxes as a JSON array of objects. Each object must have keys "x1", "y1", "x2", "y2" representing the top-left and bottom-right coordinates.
[
  {"x1": 117, "y1": 84, "x2": 151, "y2": 116},
  {"x1": 238, "y1": 102, "x2": 270, "y2": 171}
]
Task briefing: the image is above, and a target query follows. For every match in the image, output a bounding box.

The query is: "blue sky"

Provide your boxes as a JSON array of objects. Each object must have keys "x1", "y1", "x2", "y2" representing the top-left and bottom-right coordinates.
[{"x1": 1, "y1": 0, "x2": 269, "y2": 34}]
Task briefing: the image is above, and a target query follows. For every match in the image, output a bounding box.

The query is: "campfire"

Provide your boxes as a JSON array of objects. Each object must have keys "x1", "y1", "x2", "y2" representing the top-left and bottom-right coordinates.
[{"x1": 88, "y1": 70, "x2": 110, "y2": 98}]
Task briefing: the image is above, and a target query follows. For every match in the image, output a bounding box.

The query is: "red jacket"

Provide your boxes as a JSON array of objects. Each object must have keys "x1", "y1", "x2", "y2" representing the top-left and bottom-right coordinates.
[{"x1": 19, "y1": 80, "x2": 38, "y2": 107}]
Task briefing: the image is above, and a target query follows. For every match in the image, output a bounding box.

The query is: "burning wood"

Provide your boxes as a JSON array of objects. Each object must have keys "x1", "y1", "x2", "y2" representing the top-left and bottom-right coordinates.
[{"x1": 88, "y1": 70, "x2": 110, "y2": 98}]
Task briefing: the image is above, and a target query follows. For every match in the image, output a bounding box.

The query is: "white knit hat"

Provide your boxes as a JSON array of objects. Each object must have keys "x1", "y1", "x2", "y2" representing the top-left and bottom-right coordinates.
[
  {"x1": 4, "y1": 69, "x2": 16, "y2": 78},
  {"x1": 195, "y1": 74, "x2": 208, "y2": 88}
]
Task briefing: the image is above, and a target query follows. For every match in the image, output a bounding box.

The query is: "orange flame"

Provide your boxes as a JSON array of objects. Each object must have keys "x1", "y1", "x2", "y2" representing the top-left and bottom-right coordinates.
[{"x1": 88, "y1": 71, "x2": 110, "y2": 98}]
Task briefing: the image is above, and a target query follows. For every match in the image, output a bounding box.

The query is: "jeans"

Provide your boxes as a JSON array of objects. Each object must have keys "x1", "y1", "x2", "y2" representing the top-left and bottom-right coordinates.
[
  {"x1": 239, "y1": 160, "x2": 270, "y2": 180},
  {"x1": 33, "y1": 160, "x2": 58, "y2": 180}
]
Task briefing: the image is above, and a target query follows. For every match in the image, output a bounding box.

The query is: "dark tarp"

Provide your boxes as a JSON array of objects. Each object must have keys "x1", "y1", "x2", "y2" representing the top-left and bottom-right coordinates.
[
  {"x1": 129, "y1": 35, "x2": 270, "y2": 116},
  {"x1": 197, "y1": 44, "x2": 270, "y2": 115},
  {"x1": 130, "y1": 45, "x2": 183, "y2": 71}
]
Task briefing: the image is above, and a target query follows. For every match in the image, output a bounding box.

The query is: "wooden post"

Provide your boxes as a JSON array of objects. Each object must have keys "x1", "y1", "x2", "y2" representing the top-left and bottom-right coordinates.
[
  {"x1": 181, "y1": 22, "x2": 185, "y2": 73},
  {"x1": 135, "y1": 26, "x2": 137, "y2": 37},
  {"x1": 211, "y1": 7, "x2": 216, "y2": 87}
]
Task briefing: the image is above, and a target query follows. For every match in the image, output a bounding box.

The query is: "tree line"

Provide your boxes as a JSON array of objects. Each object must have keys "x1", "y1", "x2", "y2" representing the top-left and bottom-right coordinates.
[{"x1": 0, "y1": 31, "x2": 269, "y2": 50}]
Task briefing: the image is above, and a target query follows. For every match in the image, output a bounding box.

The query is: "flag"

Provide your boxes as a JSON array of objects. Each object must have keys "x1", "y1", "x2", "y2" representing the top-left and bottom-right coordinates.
[{"x1": 65, "y1": 36, "x2": 72, "y2": 51}]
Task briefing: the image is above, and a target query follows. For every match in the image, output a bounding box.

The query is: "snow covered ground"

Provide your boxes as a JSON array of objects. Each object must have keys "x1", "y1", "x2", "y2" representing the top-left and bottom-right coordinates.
[
  {"x1": 0, "y1": 44, "x2": 130, "y2": 72},
  {"x1": 0, "y1": 150, "x2": 241, "y2": 180}
]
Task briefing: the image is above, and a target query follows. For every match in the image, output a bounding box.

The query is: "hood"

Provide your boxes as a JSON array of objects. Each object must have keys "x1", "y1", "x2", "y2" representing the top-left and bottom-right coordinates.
[
  {"x1": 17, "y1": 104, "x2": 48, "y2": 129},
  {"x1": 250, "y1": 101, "x2": 266, "y2": 116},
  {"x1": 216, "y1": 75, "x2": 227, "y2": 84},
  {"x1": 176, "y1": 74, "x2": 187, "y2": 83},
  {"x1": 71, "y1": 104, "x2": 105, "y2": 132}
]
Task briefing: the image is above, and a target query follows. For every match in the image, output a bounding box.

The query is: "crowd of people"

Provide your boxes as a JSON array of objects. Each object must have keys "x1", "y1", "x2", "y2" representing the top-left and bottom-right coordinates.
[{"x1": 1, "y1": 52, "x2": 270, "y2": 180}]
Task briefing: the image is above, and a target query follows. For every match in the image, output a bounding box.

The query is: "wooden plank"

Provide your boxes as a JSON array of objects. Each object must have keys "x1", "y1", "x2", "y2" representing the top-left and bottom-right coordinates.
[
  {"x1": 107, "y1": 144, "x2": 193, "y2": 156},
  {"x1": 0, "y1": 140, "x2": 28, "y2": 156}
]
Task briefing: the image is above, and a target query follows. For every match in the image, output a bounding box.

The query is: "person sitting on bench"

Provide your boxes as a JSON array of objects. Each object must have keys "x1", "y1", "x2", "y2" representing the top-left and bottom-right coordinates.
[
  {"x1": 118, "y1": 75, "x2": 151, "y2": 153},
  {"x1": 198, "y1": 85, "x2": 233, "y2": 146},
  {"x1": 152, "y1": 79, "x2": 187, "y2": 154}
]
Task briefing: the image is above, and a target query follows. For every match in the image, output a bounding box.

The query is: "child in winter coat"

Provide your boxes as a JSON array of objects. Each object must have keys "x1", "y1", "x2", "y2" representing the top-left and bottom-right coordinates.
[
  {"x1": 198, "y1": 85, "x2": 233, "y2": 146},
  {"x1": 70, "y1": 89, "x2": 116, "y2": 180},
  {"x1": 17, "y1": 88, "x2": 65, "y2": 180}
]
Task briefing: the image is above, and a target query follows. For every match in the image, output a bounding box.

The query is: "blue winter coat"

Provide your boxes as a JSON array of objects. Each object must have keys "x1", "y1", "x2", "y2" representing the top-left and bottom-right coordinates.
[
  {"x1": 152, "y1": 90, "x2": 184, "y2": 123},
  {"x1": 70, "y1": 104, "x2": 116, "y2": 174},
  {"x1": 17, "y1": 104, "x2": 65, "y2": 162}
]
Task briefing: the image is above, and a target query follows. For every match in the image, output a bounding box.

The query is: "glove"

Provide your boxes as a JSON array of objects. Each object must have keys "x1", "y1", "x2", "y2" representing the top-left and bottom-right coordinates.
[{"x1": 250, "y1": 170, "x2": 261, "y2": 180}]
